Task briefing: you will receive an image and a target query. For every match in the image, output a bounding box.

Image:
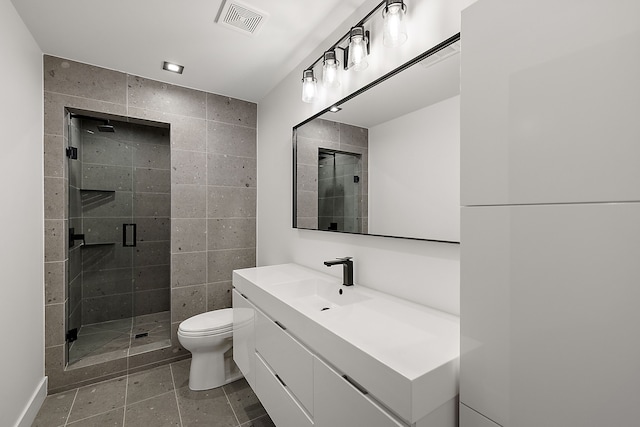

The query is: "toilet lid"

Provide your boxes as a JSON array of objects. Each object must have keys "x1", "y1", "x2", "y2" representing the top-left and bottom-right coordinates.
[{"x1": 179, "y1": 308, "x2": 233, "y2": 334}]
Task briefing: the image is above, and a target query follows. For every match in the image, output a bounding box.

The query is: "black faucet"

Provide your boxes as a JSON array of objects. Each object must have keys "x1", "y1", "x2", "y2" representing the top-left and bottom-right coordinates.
[{"x1": 323, "y1": 257, "x2": 354, "y2": 286}]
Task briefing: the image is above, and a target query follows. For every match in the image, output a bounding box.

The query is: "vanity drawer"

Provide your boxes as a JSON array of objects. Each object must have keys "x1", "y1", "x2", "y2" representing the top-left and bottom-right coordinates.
[
  {"x1": 314, "y1": 357, "x2": 408, "y2": 427},
  {"x1": 232, "y1": 289, "x2": 256, "y2": 389},
  {"x1": 255, "y1": 353, "x2": 313, "y2": 427},
  {"x1": 255, "y1": 310, "x2": 314, "y2": 414}
]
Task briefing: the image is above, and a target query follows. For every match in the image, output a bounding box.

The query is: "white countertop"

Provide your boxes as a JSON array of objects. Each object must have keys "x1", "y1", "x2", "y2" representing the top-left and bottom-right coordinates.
[{"x1": 233, "y1": 263, "x2": 460, "y2": 423}]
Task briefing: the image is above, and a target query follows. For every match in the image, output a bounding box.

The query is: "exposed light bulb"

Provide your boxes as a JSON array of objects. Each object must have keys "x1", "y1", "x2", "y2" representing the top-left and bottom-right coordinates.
[
  {"x1": 301, "y1": 69, "x2": 317, "y2": 103},
  {"x1": 322, "y1": 50, "x2": 340, "y2": 88},
  {"x1": 383, "y1": 0, "x2": 408, "y2": 47},
  {"x1": 347, "y1": 26, "x2": 369, "y2": 71}
]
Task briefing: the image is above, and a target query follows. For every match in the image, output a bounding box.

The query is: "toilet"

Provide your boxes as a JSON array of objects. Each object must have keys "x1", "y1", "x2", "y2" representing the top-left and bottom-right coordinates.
[{"x1": 177, "y1": 308, "x2": 242, "y2": 390}]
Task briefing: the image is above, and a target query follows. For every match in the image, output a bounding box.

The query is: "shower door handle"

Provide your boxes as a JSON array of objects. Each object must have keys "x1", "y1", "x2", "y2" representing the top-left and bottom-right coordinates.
[{"x1": 123, "y1": 223, "x2": 137, "y2": 247}]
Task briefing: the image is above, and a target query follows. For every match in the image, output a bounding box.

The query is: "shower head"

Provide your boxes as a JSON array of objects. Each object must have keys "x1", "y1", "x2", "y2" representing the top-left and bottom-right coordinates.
[
  {"x1": 97, "y1": 120, "x2": 115, "y2": 132},
  {"x1": 69, "y1": 114, "x2": 116, "y2": 133}
]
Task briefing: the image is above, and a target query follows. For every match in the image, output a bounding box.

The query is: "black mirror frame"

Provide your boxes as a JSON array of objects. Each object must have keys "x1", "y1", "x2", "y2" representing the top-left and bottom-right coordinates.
[{"x1": 292, "y1": 32, "x2": 461, "y2": 245}]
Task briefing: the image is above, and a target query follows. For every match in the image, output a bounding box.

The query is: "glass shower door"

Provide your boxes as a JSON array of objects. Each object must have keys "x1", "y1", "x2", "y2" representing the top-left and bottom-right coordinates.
[
  {"x1": 129, "y1": 125, "x2": 172, "y2": 355},
  {"x1": 66, "y1": 113, "x2": 171, "y2": 367}
]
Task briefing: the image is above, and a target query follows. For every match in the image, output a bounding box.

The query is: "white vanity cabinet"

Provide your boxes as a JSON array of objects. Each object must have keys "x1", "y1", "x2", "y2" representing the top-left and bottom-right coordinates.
[
  {"x1": 255, "y1": 352, "x2": 314, "y2": 427},
  {"x1": 255, "y1": 309, "x2": 314, "y2": 415},
  {"x1": 232, "y1": 290, "x2": 256, "y2": 389},
  {"x1": 235, "y1": 287, "x2": 406, "y2": 427},
  {"x1": 233, "y1": 264, "x2": 460, "y2": 427},
  {"x1": 314, "y1": 357, "x2": 406, "y2": 427},
  {"x1": 233, "y1": 289, "x2": 314, "y2": 425}
]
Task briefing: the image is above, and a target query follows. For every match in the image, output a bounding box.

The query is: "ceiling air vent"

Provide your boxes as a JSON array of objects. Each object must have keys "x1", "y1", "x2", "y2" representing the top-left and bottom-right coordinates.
[{"x1": 217, "y1": 0, "x2": 269, "y2": 36}]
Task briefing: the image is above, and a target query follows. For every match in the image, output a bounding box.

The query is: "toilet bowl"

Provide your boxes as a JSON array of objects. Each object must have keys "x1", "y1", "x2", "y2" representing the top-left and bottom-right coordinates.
[{"x1": 177, "y1": 308, "x2": 241, "y2": 390}]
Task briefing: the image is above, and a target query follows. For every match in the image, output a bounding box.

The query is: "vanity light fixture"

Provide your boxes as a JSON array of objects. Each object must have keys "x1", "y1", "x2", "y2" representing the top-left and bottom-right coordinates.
[
  {"x1": 301, "y1": 69, "x2": 318, "y2": 103},
  {"x1": 322, "y1": 50, "x2": 341, "y2": 88},
  {"x1": 346, "y1": 26, "x2": 370, "y2": 71},
  {"x1": 299, "y1": 0, "x2": 410, "y2": 102},
  {"x1": 382, "y1": 0, "x2": 408, "y2": 47},
  {"x1": 162, "y1": 61, "x2": 184, "y2": 74}
]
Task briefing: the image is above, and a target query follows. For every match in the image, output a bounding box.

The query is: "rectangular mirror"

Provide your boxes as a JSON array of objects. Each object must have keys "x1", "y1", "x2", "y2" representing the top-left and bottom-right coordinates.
[{"x1": 293, "y1": 34, "x2": 461, "y2": 243}]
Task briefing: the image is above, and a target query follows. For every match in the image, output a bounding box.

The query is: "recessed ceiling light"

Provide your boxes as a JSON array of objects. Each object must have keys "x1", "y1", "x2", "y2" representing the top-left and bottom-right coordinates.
[
  {"x1": 329, "y1": 106, "x2": 342, "y2": 113},
  {"x1": 162, "y1": 61, "x2": 184, "y2": 74}
]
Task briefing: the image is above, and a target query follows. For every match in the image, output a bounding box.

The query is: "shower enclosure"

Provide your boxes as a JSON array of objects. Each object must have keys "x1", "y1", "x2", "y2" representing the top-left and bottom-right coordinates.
[
  {"x1": 317, "y1": 148, "x2": 363, "y2": 232},
  {"x1": 66, "y1": 112, "x2": 171, "y2": 367}
]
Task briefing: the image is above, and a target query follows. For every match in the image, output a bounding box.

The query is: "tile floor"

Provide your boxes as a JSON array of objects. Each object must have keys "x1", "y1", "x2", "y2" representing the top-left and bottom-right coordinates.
[
  {"x1": 68, "y1": 312, "x2": 171, "y2": 368},
  {"x1": 33, "y1": 358, "x2": 274, "y2": 427}
]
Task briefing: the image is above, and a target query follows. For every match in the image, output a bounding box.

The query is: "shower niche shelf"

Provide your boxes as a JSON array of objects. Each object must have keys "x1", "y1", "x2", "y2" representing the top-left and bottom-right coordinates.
[
  {"x1": 82, "y1": 242, "x2": 116, "y2": 248},
  {"x1": 80, "y1": 188, "x2": 116, "y2": 207}
]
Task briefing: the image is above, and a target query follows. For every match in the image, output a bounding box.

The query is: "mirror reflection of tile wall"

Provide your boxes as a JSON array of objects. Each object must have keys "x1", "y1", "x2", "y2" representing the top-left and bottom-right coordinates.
[
  {"x1": 296, "y1": 118, "x2": 368, "y2": 233},
  {"x1": 318, "y1": 150, "x2": 362, "y2": 232}
]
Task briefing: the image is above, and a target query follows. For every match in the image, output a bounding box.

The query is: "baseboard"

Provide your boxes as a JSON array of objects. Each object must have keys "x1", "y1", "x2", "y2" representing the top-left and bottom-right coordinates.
[{"x1": 15, "y1": 376, "x2": 47, "y2": 427}]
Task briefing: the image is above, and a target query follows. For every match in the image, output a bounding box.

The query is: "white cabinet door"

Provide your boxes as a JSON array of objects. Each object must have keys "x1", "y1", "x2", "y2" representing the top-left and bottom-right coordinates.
[
  {"x1": 255, "y1": 353, "x2": 313, "y2": 427},
  {"x1": 232, "y1": 290, "x2": 256, "y2": 389},
  {"x1": 461, "y1": 0, "x2": 640, "y2": 206},
  {"x1": 314, "y1": 357, "x2": 407, "y2": 427},
  {"x1": 461, "y1": 203, "x2": 640, "y2": 426},
  {"x1": 255, "y1": 310, "x2": 314, "y2": 414}
]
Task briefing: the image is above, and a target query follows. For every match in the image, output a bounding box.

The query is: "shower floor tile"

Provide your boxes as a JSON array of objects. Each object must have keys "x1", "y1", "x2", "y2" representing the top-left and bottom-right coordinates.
[
  {"x1": 78, "y1": 318, "x2": 133, "y2": 336},
  {"x1": 33, "y1": 359, "x2": 275, "y2": 427},
  {"x1": 68, "y1": 311, "x2": 171, "y2": 368}
]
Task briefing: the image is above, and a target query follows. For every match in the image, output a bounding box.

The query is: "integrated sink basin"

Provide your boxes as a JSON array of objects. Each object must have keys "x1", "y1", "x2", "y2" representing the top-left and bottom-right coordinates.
[
  {"x1": 270, "y1": 278, "x2": 371, "y2": 312},
  {"x1": 233, "y1": 263, "x2": 461, "y2": 425}
]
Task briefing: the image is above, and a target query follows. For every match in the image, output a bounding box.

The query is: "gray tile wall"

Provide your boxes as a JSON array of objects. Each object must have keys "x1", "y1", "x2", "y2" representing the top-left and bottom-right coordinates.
[
  {"x1": 296, "y1": 119, "x2": 369, "y2": 232},
  {"x1": 43, "y1": 55, "x2": 257, "y2": 393}
]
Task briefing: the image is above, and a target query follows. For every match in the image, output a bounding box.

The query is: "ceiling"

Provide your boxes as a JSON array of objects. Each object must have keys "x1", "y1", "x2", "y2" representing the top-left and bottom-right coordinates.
[{"x1": 11, "y1": 0, "x2": 370, "y2": 102}]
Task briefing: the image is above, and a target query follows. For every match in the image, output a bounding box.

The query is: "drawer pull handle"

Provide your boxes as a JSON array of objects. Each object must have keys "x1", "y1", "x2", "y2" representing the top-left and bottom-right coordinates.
[
  {"x1": 342, "y1": 375, "x2": 368, "y2": 395},
  {"x1": 275, "y1": 320, "x2": 287, "y2": 330},
  {"x1": 275, "y1": 374, "x2": 287, "y2": 387}
]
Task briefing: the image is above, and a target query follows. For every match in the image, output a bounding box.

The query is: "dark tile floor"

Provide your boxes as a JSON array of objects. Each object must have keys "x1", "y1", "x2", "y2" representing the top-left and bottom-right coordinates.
[{"x1": 33, "y1": 359, "x2": 275, "y2": 427}]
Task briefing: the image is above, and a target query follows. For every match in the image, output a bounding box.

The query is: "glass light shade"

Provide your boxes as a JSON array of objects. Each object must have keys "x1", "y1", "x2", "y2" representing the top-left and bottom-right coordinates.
[
  {"x1": 322, "y1": 50, "x2": 340, "y2": 88},
  {"x1": 347, "y1": 26, "x2": 369, "y2": 71},
  {"x1": 383, "y1": 1, "x2": 408, "y2": 47},
  {"x1": 301, "y1": 69, "x2": 317, "y2": 103}
]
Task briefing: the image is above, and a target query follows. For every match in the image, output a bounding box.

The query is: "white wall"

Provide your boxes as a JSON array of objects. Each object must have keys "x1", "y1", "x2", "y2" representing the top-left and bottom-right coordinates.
[
  {"x1": 257, "y1": 0, "x2": 474, "y2": 316},
  {"x1": 369, "y1": 95, "x2": 460, "y2": 242},
  {"x1": 0, "y1": 0, "x2": 45, "y2": 425}
]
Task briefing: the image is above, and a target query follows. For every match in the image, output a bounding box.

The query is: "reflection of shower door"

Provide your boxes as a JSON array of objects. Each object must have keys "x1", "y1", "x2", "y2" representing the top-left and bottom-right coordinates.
[
  {"x1": 318, "y1": 149, "x2": 362, "y2": 233},
  {"x1": 66, "y1": 113, "x2": 171, "y2": 366}
]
